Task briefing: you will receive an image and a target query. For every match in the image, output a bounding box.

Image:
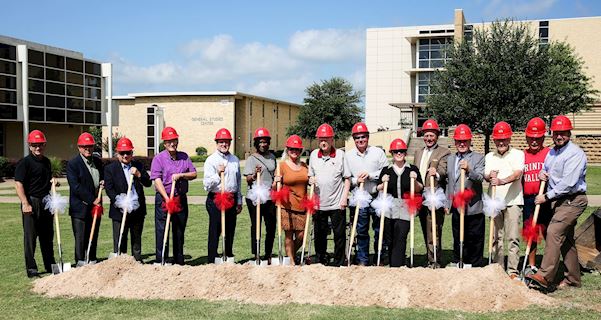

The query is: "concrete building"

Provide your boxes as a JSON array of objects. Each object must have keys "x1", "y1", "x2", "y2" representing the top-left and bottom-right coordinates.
[
  {"x1": 365, "y1": 9, "x2": 601, "y2": 136},
  {"x1": 104, "y1": 92, "x2": 303, "y2": 159},
  {"x1": 0, "y1": 35, "x2": 112, "y2": 159}
]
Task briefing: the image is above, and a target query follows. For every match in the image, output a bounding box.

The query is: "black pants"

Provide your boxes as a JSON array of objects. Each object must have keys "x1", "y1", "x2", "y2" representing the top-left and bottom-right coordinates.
[
  {"x1": 155, "y1": 194, "x2": 188, "y2": 265},
  {"x1": 313, "y1": 209, "x2": 346, "y2": 266},
  {"x1": 385, "y1": 217, "x2": 410, "y2": 267},
  {"x1": 206, "y1": 192, "x2": 238, "y2": 263},
  {"x1": 22, "y1": 196, "x2": 55, "y2": 273},
  {"x1": 112, "y1": 213, "x2": 144, "y2": 261},
  {"x1": 246, "y1": 199, "x2": 276, "y2": 258},
  {"x1": 418, "y1": 206, "x2": 445, "y2": 265},
  {"x1": 451, "y1": 210, "x2": 485, "y2": 267},
  {"x1": 71, "y1": 212, "x2": 101, "y2": 263}
]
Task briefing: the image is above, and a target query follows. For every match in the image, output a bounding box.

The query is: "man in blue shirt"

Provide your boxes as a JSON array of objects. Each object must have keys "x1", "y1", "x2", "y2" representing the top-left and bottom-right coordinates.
[{"x1": 527, "y1": 115, "x2": 588, "y2": 290}]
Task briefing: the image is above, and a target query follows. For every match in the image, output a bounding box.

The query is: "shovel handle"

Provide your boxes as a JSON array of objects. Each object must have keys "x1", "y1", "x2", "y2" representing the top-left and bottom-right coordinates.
[
  {"x1": 376, "y1": 180, "x2": 388, "y2": 266},
  {"x1": 410, "y1": 176, "x2": 415, "y2": 259},
  {"x1": 459, "y1": 168, "x2": 465, "y2": 242},
  {"x1": 488, "y1": 186, "x2": 497, "y2": 262},
  {"x1": 161, "y1": 180, "x2": 177, "y2": 264},
  {"x1": 521, "y1": 180, "x2": 546, "y2": 274},
  {"x1": 429, "y1": 175, "x2": 438, "y2": 264},
  {"x1": 347, "y1": 182, "x2": 363, "y2": 266},
  {"x1": 300, "y1": 183, "x2": 315, "y2": 266}
]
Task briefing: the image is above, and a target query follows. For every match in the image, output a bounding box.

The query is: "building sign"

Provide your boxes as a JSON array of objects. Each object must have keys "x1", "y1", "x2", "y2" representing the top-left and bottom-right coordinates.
[{"x1": 191, "y1": 116, "x2": 224, "y2": 126}]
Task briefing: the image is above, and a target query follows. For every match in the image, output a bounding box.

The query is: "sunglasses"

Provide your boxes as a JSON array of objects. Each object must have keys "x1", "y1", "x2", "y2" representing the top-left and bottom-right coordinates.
[
  {"x1": 353, "y1": 135, "x2": 368, "y2": 140},
  {"x1": 288, "y1": 148, "x2": 302, "y2": 152},
  {"x1": 391, "y1": 150, "x2": 406, "y2": 155},
  {"x1": 118, "y1": 151, "x2": 133, "y2": 156}
]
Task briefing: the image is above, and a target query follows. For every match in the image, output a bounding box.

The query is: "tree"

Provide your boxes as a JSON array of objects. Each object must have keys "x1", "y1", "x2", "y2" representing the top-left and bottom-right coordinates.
[
  {"x1": 425, "y1": 19, "x2": 598, "y2": 153},
  {"x1": 102, "y1": 132, "x2": 123, "y2": 154},
  {"x1": 88, "y1": 126, "x2": 103, "y2": 153},
  {"x1": 287, "y1": 77, "x2": 363, "y2": 141}
]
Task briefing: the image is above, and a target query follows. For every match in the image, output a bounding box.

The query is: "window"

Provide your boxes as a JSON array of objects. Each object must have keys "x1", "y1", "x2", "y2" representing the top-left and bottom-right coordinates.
[
  {"x1": 539, "y1": 21, "x2": 549, "y2": 45},
  {"x1": 28, "y1": 50, "x2": 44, "y2": 66},
  {"x1": 417, "y1": 37, "x2": 452, "y2": 69},
  {"x1": 29, "y1": 107, "x2": 44, "y2": 121},
  {"x1": 46, "y1": 95, "x2": 65, "y2": 108},
  {"x1": 0, "y1": 75, "x2": 16, "y2": 89},
  {"x1": 85, "y1": 112, "x2": 101, "y2": 124},
  {"x1": 67, "y1": 110, "x2": 84, "y2": 123},
  {"x1": 46, "y1": 82, "x2": 65, "y2": 95},
  {"x1": 0, "y1": 60, "x2": 16, "y2": 74},
  {"x1": 29, "y1": 93, "x2": 44, "y2": 106},
  {"x1": 67, "y1": 72, "x2": 83, "y2": 85},
  {"x1": 66, "y1": 58, "x2": 83, "y2": 72},
  {"x1": 45, "y1": 68, "x2": 65, "y2": 82},
  {"x1": 0, "y1": 90, "x2": 16, "y2": 104},
  {"x1": 0, "y1": 44, "x2": 16, "y2": 60},
  {"x1": 29, "y1": 79, "x2": 44, "y2": 93},
  {"x1": 45, "y1": 53, "x2": 64, "y2": 69},
  {"x1": 416, "y1": 72, "x2": 433, "y2": 103},
  {"x1": 147, "y1": 106, "x2": 156, "y2": 156},
  {"x1": 85, "y1": 62, "x2": 101, "y2": 76},
  {"x1": 29, "y1": 65, "x2": 44, "y2": 79},
  {"x1": 67, "y1": 85, "x2": 83, "y2": 97},
  {"x1": 67, "y1": 98, "x2": 84, "y2": 109},
  {"x1": 46, "y1": 108, "x2": 65, "y2": 122},
  {"x1": 0, "y1": 105, "x2": 17, "y2": 120},
  {"x1": 463, "y1": 24, "x2": 473, "y2": 43},
  {"x1": 85, "y1": 99, "x2": 101, "y2": 111}
]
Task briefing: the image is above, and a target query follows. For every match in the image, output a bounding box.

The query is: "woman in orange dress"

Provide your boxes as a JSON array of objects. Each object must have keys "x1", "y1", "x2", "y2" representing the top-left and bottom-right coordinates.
[{"x1": 274, "y1": 135, "x2": 309, "y2": 265}]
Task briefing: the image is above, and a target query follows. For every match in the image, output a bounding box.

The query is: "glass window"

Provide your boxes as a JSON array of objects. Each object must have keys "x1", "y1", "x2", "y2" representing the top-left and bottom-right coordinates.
[
  {"x1": 85, "y1": 99, "x2": 101, "y2": 111},
  {"x1": 67, "y1": 110, "x2": 84, "y2": 123},
  {"x1": 148, "y1": 149, "x2": 155, "y2": 157},
  {"x1": 66, "y1": 72, "x2": 83, "y2": 85},
  {"x1": 46, "y1": 108, "x2": 65, "y2": 122},
  {"x1": 0, "y1": 104, "x2": 17, "y2": 119},
  {"x1": 419, "y1": 51, "x2": 429, "y2": 60},
  {"x1": 66, "y1": 58, "x2": 83, "y2": 72},
  {"x1": 85, "y1": 62, "x2": 101, "y2": 75},
  {"x1": 67, "y1": 98, "x2": 84, "y2": 109},
  {"x1": 147, "y1": 107, "x2": 155, "y2": 114},
  {"x1": 0, "y1": 44, "x2": 16, "y2": 60},
  {"x1": 540, "y1": 28, "x2": 549, "y2": 38},
  {"x1": 85, "y1": 87, "x2": 101, "y2": 99},
  {"x1": 29, "y1": 79, "x2": 44, "y2": 93},
  {"x1": 0, "y1": 60, "x2": 16, "y2": 75},
  {"x1": 29, "y1": 93, "x2": 44, "y2": 106},
  {"x1": 147, "y1": 137, "x2": 155, "y2": 147},
  {"x1": 85, "y1": 112, "x2": 101, "y2": 124},
  {"x1": 147, "y1": 114, "x2": 154, "y2": 124},
  {"x1": 46, "y1": 82, "x2": 65, "y2": 95},
  {"x1": 29, "y1": 107, "x2": 44, "y2": 121},
  {"x1": 0, "y1": 90, "x2": 16, "y2": 104},
  {"x1": 67, "y1": 85, "x2": 83, "y2": 97},
  {"x1": 46, "y1": 95, "x2": 65, "y2": 108},
  {"x1": 45, "y1": 53, "x2": 64, "y2": 69},
  {"x1": 431, "y1": 60, "x2": 445, "y2": 68},
  {"x1": 0, "y1": 75, "x2": 16, "y2": 89},
  {"x1": 28, "y1": 50, "x2": 44, "y2": 65},
  {"x1": 85, "y1": 76, "x2": 101, "y2": 87},
  {"x1": 539, "y1": 21, "x2": 549, "y2": 27},
  {"x1": 29, "y1": 65, "x2": 44, "y2": 79},
  {"x1": 147, "y1": 125, "x2": 154, "y2": 136},
  {"x1": 419, "y1": 60, "x2": 429, "y2": 68},
  {"x1": 45, "y1": 69, "x2": 65, "y2": 82}
]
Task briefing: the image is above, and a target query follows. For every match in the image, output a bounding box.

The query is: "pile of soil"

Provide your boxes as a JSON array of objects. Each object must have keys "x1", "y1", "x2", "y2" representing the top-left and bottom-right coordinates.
[{"x1": 33, "y1": 255, "x2": 554, "y2": 312}]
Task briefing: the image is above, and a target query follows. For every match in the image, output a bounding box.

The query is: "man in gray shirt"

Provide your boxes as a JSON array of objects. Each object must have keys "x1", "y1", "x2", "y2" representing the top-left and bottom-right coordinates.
[{"x1": 309, "y1": 123, "x2": 350, "y2": 266}]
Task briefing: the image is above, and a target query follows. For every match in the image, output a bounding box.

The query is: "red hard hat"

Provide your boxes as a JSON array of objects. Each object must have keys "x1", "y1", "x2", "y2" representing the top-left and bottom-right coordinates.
[
  {"x1": 492, "y1": 121, "x2": 513, "y2": 140},
  {"x1": 286, "y1": 135, "x2": 304, "y2": 149},
  {"x1": 453, "y1": 124, "x2": 472, "y2": 140},
  {"x1": 550, "y1": 115, "x2": 573, "y2": 132},
  {"x1": 525, "y1": 117, "x2": 546, "y2": 138},
  {"x1": 27, "y1": 130, "x2": 46, "y2": 144},
  {"x1": 421, "y1": 119, "x2": 441, "y2": 133},
  {"x1": 253, "y1": 127, "x2": 271, "y2": 139},
  {"x1": 389, "y1": 138, "x2": 408, "y2": 151},
  {"x1": 315, "y1": 123, "x2": 334, "y2": 138},
  {"x1": 161, "y1": 127, "x2": 179, "y2": 141},
  {"x1": 352, "y1": 122, "x2": 369, "y2": 135},
  {"x1": 115, "y1": 137, "x2": 134, "y2": 152},
  {"x1": 214, "y1": 128, "x2": 233, "y2": 141},
  {"x1": 77, "y1": 132, "x2": 95, "y2": 146}
]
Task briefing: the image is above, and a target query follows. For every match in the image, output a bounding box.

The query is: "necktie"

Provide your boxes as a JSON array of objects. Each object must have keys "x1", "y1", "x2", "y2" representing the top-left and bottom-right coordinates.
[{"x1": 419, "y1": 148, "x2": 430, "y2": 181}]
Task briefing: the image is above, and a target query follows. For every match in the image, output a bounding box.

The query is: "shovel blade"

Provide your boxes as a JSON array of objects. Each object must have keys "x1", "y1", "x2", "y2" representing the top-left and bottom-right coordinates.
[
  {"x1": 108, "y1": 252, "x2": 119, "y2": 259},
  {"x1": 215, "y1": 256, "x2": 235, "y2": 264},
  {"x1": 51, "y1": 263, "x2": 72, "y2": 274}
]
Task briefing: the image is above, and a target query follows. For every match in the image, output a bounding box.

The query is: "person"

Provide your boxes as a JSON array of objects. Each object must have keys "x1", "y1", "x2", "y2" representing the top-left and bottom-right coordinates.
[
  {"x1": 484, "y1": 121, "x2": 524, "y2": 279},
  {"x1": 243, "y1": 127, "x2": 276, "y2": 263},
  {"x1": 413, "y1": 119, "x2": 450, "y2": 267},
  {"x1": 528, "y1": 115, "x2": 588, "y2": 290},
  {"x1": 274, "y1": 135, "x2": 309, "y2": 266},
  {"x1": 522, "y1": 117, "x2": 551, "y2": 273},
  {"x1": 150, "y1": 127, "x2": 197, "y2": 265},
  {"x1": 445, "y1": 124, "x2": 485, "y2": 267},
  {"x1": 203, "y1": 128, "x2": 243, "y2": 263},
  {"x1": 308, "y1": 123, "x2": 350, "y2": 266},
  {"x1": 15, "y1": 130, "x2": 55, "y2": 277},
  {"x1": 104, "y1": 137, "x2": 151, "y2": 261},
  {"x1": 377, "y1": 138, "x2": 423, "y2": 267},
  {"x1": 345, "y1": 122, "x2": 388, "y2": 266},
  {"x1": 66, "y1": 132, "x2": 104, "y2": 264}
]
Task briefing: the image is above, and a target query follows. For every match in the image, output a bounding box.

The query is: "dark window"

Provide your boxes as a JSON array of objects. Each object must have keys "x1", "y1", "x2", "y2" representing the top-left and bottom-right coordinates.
[
  {"x1": 45, "y1": 53, "x2": 64, "y2": 69},
  {"x1": 148, "y1": 149, "x2": 155, "y2": 157},
  {"x1": 46, "y1": 82, "x2": 65, "y2": 95},
  {"x1": 147, "y1": 107, "x2": 155, "y2": 114},
  {"x1": 28, "y1": 50, "x2": 44, "y2": 65},
  {"x1": 540, "y1": 28, "x2": 549, "y2": 38},
  {"x1": 66, "y1": 72, "x2": 83, "y2": 85},
  {"x1": 85, "y1": 76, "x2": 101, "y2": 87},
  {"x1": 539, "y1": 21, "x2": 549, "y2": 27},
  {"x1": 0, "y1": 75, "x2": 17, "y2": 89},
  {"x1": 85, "y1": 112, "x2": 101, "y2": 124},
  {"x1": 85, "y1": 87, "x2": 101, "y2": 99},
  {"x1": 29, "y1": 93, "x2": 44, "y2": 106},
  {"x1": 66, "y1": 58, "x2": 83, "y2": 72},
  {"x1": 419, "y1": 30, "x2": 430, "y2": 34},
  {"x1": 67, "y1": 98, "x2": 84, "y2": 109},
  {"x1": 85, "y1": 99, "x2": 101, "y2": 111},
  {"x1": 45, "y1": 69, "x2": 65, "y2": 82},
  {"x1": 0, "y1": 104, "x2": 17, "y2": 119},
  {"x1": 46, "y1": 95, "x2": 65, "y2": 108},
  {"x1": 67, "y1": 110, "x2": 84, "y2": 123},
  {"x1": 147, "y1": 114, "x2": 154, "y2": 124},
  {"x1": 0, "y1": 90, "x2": 16, "y2": 104},
  {"x1": 147, "y1": 125, "x2": 154, "y2": 136},
  {"x1": 29, "y1": 65, "x2": 44, "y2": 79},
  {"x1": 0, "y1": 60, "x2": 16, "y2": 74},
  {"x1": 29, "y1": 107, "x2": 44, "y2": 121},
  {"x1": 29, "y1": 79, "x2": 44, "y2": 93},
  {"x1": 0, "y1": 44, "x2": 16, "y2": 60},
  {"x1": 147, "y1": 137, "x2": 155, "y2": 147},
  {"x1": 262, "y1": 104, "x2": 265, "y2": 117},
  {"x1": 85, "y1": 62, "x2": 101, "y2": 75},
  {"x1": 46, "y1": 108, "x2": 65, "y2": 122},
  {"x1": 67, "y1": 85, "x2": 83, "y2": 97}
]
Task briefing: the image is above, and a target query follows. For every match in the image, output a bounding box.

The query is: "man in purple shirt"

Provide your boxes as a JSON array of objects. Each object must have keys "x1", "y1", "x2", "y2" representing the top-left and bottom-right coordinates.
[{"x1": 150, "y1": 127, "x2": 197, "y2": 265}]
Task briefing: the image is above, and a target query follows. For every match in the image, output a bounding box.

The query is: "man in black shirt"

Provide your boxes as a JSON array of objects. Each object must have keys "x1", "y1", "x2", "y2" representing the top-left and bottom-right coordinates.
[{"x1": 15, "y1": 130, "x2": 55, "y2": 277}]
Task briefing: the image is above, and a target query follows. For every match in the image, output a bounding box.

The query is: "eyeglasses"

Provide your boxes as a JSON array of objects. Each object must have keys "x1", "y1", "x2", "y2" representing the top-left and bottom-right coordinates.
[
  {"x1": 353, "y1": 135, "x2": 368, "y2": 140},
  {"x1": 288, "y1": 148, "x2": 302, "y2": 152},
  {"x1": 391, "y1": 150, "x2": 406, "y2": 155},
  {"x1": 30, "y1": 144, "x2": 45, "y2": 149},
  {"x1": 118, "y1": 151, "x2": 133, "y2": 156},
  {"x1": 164, "y1": 139, "x2": 178, "y2": 145}
]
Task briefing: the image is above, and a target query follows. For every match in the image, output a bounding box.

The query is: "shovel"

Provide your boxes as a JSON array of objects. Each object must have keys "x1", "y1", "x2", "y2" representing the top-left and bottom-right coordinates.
[
  {"x1": 458, "y1": 169, "x2": 472, "y2": 269},
  {"x1": 109, "y1": 173, "x2": 134, "y2": 258},
  {"x1": 49, "y1": 179, "x2": 72, "y2": 274},
  {"x1": 376, "y1": 180, "x2": 389, "y2": 267},
  {"x1": 300, "y1": 183, "x2": 316, "y2": 266},
  {"x1": 271, "y1": 164, "x2": 291, "y2": 266},
  {"x1": 215, "y1": 171, "x2": 235, "y2": 264},
  {"x1": 429, "y1": 159, "x2": 440, "y2": 268},
  {"x1": 520, "y1": 181, "x2": 547, "y2": 282},
  {"x1": 252, "y1": 171, "x2": 269, "y2": 266},
  {"x1": 409, "y1": 175, "x2": 416, "y2": 268},
  {"x1": 347, "y1": 182, "x2": 364, "y2": 267},
  {"x1": 488, "y1": 185, "x2": 497, "y2": 265},
  {"x1": 82, "y1": 186, "x2": 104, "y2": 266},
  {"x1": 160, "y1": 179, "x2": 177, "y2": 265}
]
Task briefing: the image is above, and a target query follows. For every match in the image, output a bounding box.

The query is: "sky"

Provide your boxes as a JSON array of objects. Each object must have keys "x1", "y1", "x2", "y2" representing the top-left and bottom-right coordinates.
[{"x1": 3, "y1": 0, "x2": 600, "y2": 104}]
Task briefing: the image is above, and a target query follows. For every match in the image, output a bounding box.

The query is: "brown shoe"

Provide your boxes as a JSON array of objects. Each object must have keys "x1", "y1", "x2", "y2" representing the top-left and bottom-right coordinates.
[
  {"x1": 527, "y1": 273, "x2": 549, "y2": 288},
  {"x1": 509, "y1": 274, "x2": 519, "y2": 280},
  {"x1": 557, "y1": 279, "x2": 581, "y2": 289}
]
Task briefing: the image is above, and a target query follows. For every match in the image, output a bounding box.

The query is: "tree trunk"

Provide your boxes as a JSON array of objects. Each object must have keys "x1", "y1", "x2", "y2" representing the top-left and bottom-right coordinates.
[{"x1": 484, "y1": 134, "x2": 490, "y2": 155}]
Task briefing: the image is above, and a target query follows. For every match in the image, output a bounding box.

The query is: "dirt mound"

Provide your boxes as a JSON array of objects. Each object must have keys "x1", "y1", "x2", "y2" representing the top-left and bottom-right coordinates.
[{"x1": 32, "y1": 255, "x2": 554, "y2": 312}]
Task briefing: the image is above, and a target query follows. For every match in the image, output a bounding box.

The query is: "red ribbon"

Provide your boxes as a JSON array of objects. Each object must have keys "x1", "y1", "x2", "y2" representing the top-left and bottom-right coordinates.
[
  {"x1": 162, "y1": 196, "x2": 182, "y2": 215},
  {"x1": 452, "y1": 189, "x2": 475, "y2": 209},
  {"x1": 270, "y1": 186, "x2": 291, "y2": 206},
  {"x1": 522, "y1": 218, "x2": 545, "y2": 243},
  {"x1": 214, "y1": 192, "x2": 235, "y2": 211},
  {"x1": 91, "y1": 204, "x2": 103, "y2": 217},
  {"x1": 403, "y1": 192, "x2": 423, "y2": 216},
  {"x1": 301, "y1": 194, "x2": 320, "y2": 215}
]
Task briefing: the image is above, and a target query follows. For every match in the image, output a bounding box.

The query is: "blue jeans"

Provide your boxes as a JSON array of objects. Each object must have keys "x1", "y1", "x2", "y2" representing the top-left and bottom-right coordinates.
[{"x1": 355, "y1": 206, "x2": 385, "y2": 264}]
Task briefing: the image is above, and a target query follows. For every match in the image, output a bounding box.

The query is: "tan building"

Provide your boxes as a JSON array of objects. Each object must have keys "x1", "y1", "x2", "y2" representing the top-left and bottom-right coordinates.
[
  {"x1": 103, "y1": 92, "x2": 304, "y2": 159},
  {"x1": 366, "y1": 9, "x2": 601, "y2": 136}
]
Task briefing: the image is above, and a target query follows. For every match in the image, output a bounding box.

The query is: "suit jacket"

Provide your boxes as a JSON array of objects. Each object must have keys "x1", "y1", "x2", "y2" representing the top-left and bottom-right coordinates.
[
  {"x1": 104, "y1": 160, "x2": 152, "y2": 221},
  {"x1": 67, "y1": 154, "x2": 104, "y2": 219},
  {"x1": 413, "y1": 144, "x2": 451, "y2": 190},
  {"x1": 445, "y1": 150, "x2": 484, "y2": 215}
]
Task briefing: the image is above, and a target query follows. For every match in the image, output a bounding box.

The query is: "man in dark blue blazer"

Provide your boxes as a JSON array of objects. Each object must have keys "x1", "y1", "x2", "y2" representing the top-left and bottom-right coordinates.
[
  {"x1": 104, "y1": 138, "x2": 151, "y2": 261},
  {"x1": 67, "y1": 132, "x2": 104, "y2": 264}
]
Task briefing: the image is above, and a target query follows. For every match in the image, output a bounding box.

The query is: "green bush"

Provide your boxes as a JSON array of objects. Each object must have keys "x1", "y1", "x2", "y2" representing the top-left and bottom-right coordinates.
[
  {"x1": 195, "y1": 146, "x2": 208, "y2": 156},
  {"x1": 190, "y1": 155, "x2": 208, "y2": 163},
  {"x1": 0, "y1": 157, "x2": 8, "y2": 177},
  {"x1": 48, "y1": 156, "x2": 64, "y2": 177}
]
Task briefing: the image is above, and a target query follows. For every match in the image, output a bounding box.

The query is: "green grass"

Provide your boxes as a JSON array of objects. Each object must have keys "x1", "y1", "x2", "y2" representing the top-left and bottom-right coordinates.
[
  {"x1": 587, "y1": 166, "x2": 601, "y2": 195},
  {"x1": 1, "y1": 202, "x2": 600, "y2": 319}
]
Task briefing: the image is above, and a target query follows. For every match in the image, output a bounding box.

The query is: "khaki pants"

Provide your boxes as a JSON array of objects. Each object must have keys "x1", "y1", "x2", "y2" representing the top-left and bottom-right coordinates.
[
  {"x1": 492, "y1": 205, "x2": 522, "y2": 275},
  {"x1": 539, "y1": 194, "x2": 587, "y2": 286},
  {"x1": 418, "y1": 206, "x2": 445, "y2": 265}
]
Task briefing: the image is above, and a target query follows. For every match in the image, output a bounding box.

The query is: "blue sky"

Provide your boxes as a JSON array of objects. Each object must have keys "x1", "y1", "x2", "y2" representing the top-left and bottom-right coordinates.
[{"x1": 3, "y1": 0, "x2": 600, "y2": 103}]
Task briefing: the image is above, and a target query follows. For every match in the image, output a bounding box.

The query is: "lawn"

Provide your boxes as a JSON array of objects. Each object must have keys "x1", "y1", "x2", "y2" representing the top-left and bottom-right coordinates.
[{"x1": 0, "y1": 203, "x2": 600, "y2": 319}]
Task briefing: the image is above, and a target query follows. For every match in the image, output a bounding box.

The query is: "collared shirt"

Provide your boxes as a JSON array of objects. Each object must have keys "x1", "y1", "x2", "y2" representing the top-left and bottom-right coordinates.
[
  {"x1": 419, "y1": 146, "x2": 434, "y2": 181},
  {"x1": 309, "y1": 148, "x2": 350, "y2": 211},
  {"x1": 121, "y1": 162, "x2": 138, "y2": 198},
  {"x1": 544, "y1": 141, "x2": 587, "y2": 200},
  {"x1": 150, "y1": 150, "x2": 197, "y2": 196},
  {"x1": 243, "y1": 152, "x2": 276, "y2": 197},
  {"x1": 485, "y1": 146, "x2": 524, "y2": 206},
  {"x1": 80, "y1": 154, "x2": 100, "y2": 189},
  {"x1": 344, "y1": 145, "x2": 388, "y2": 194},
  {"x1": 203, "y1": 151, "x2": 243, "y2": 204}
]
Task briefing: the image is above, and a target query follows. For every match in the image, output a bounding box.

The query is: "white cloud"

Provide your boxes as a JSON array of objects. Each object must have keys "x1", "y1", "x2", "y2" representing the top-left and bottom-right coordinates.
[
  {"x1": 289, "y1": 29, "x2": 364, "y2": 61},
  {"x1": 484, "y1": 0, "x2": 557, "y2": 17}
]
